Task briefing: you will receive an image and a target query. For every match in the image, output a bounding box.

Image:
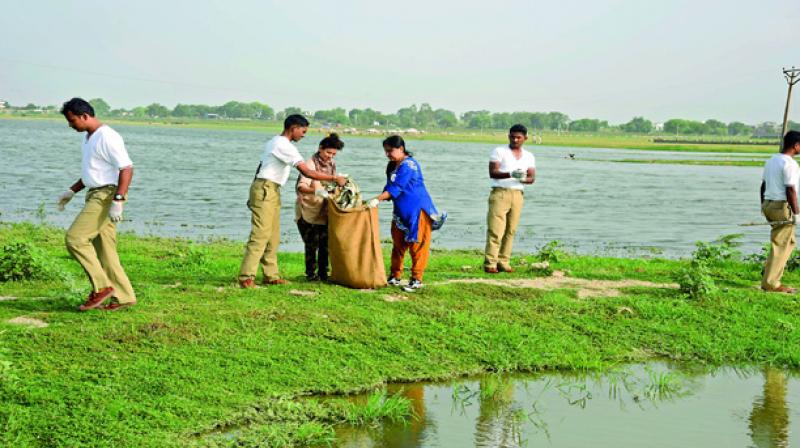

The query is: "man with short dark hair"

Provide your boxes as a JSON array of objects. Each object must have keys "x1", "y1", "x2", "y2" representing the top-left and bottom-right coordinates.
[
  {"x1": 238, "y1": 114, "x2": 348, "y2": 288},
  {"x1": 484, "y1": 124, "x2": 536, "y2": 273},
  {"x1": 57, "y1": 97, "x2": 136, "y2": 311},
  {"x1": 760, "y1": 130, "x2": 800, "y2": 293}
]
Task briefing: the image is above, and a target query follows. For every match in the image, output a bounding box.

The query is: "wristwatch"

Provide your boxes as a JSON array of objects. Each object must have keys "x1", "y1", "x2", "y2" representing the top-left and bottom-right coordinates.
[{"x1": 113, "y1": 193, "x2": 127, "y2": 202}]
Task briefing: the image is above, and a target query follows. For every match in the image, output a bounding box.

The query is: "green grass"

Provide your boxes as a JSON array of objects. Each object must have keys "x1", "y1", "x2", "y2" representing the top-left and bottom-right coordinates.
[
  {"x1": 1, "y1": 114, "x2": 778, "y2": 153},
  {"x1": 1, "y1": 222, "x2": 799, "y2": 446}
]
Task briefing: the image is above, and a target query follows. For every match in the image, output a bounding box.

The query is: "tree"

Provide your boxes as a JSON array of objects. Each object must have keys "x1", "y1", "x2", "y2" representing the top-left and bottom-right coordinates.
[
  {"x1": 434, "y1": 109, "x2": 458, "y2": 128},
  {"x1": 88, "y1": 98, "x2": 111, "y2": 116},
  {"x1": 395, "y1": 105, "x2": 419, "y2": 127},
  {"x1": 621, "y1": 116, "x2": 653, "y2": 133},
  {"x1": 704, "y1": 119, "x2": 727, "y2": 136},
  {"x1": 462, "y1": 110, "x2": 492, "y2": 130},
  {"x1": 727, "y1": 121, "x2": 752, "y2": 136},
  {"x1": 416, "y1": 103, "x2": 435, "y2": 128},
  {"x1": 547, "y1": 112, "x2": 570, "y2": 130},
  {"x1": 568, "y1": 118, "x2": 606, "y2": 132},
  {"x1": 313, "y1": 108, "x2": 349, "y2": 125},
  {"x1": 145, "y1": 103, "x2": 169, "y2": 118}
]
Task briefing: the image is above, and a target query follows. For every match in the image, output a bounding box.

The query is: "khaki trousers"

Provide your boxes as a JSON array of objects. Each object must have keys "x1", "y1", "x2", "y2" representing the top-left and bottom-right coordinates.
[
  {"x1": 239, "y1": 179, "x2": 282, "y2": 282},
  {"x1": 390, "y1": 211, "x2": 433, "y2": 281},
  {"x1": 65, "y1": 186, "x2": 136, "y2": 304},
  {"x1": 484, "y1": 188, "x2": 524, "y2": 269},
  {"x1": 762, "y1": 200, "x2": 796, "y2": 290}
]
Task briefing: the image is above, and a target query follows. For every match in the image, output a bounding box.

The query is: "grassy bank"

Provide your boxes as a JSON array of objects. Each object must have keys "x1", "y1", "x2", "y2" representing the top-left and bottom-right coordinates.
[
  {"x1": 1, "y1": 114, "x2": 776, "y2": 153},
  {"x1": 0, "y1": 222, "x2": 798, "y2": 446}
]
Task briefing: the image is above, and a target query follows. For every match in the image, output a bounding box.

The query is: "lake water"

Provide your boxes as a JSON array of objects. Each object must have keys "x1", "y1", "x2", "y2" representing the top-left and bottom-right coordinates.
[
  {"x1": 334, "y1": 364, "x2": 799, "y2": 448},
  {"x1": 0, "y1": 119, "x2": 772, "y2": 257}
]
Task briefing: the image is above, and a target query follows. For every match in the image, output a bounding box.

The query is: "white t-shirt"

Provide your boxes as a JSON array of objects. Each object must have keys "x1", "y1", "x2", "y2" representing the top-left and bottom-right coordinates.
[
  {"x1": 489, "y1": 146, "x2": 536, "y2": 190},
  {"x1": 762, "y1": 153, "x2": 800, "y2": 201},
  {"x1": 81, "y1": 125, "x2": 133, "y2": 189},
  {"x1": 256, "y1": 135, "x2": 305, "y2": 186}
]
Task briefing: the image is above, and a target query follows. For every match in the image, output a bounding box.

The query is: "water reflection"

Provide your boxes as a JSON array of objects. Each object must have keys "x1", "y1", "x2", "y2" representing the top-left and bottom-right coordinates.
[
  {"x1": 749, "y1": 368, "x2": 790, "y2": 448},
  {"x1": 336, "y1": 365, "x2": 799, "y2": 448}
]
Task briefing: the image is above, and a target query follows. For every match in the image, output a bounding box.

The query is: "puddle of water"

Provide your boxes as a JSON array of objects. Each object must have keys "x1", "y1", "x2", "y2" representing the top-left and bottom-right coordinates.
[{"x1": 334, "y1": 364, "x2": 799, "y2": 447}]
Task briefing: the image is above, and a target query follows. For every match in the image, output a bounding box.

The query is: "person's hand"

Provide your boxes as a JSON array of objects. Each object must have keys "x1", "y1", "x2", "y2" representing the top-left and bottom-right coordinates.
[
  {"x1": 793, "y1": 214, "x2": 799, "y2": 225},
  {"x1": 334, "y1": 175, "x2": 348, "y2": 187},
  {"x1": 511, "y1": 169, "x2": 526, "y2": 180},
  {"x1": 367, "y1": 198, "x2": 380, "y2": 208},
  {"x1": 57, "y1": 190, "x2": 75, "y2": 211},
  {"x1": 109, "y1": 201, "x2": 124, "y2": 222},
  {"x1": 314, "y1": 189, "x2": 330, "y2": 199}
]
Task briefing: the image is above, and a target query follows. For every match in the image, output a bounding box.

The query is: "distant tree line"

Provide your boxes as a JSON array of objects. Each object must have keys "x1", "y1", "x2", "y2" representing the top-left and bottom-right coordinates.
[{"x1": 3, "y1": 98, "x2": 799, "y2": 136}]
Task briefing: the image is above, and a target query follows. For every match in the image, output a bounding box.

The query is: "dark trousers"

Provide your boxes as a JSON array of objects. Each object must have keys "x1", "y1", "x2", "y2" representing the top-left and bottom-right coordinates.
[{"x1": 296, "y1": 217, "x2": 329, "y2": 279}]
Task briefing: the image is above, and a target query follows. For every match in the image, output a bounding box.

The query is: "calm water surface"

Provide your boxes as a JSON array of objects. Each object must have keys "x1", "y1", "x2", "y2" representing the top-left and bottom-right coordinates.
[
  {"x1": 335, "y1": 364, "x2": 799, "y2": 448},
  {"x1": 0, "y1": 119, "x2": 771, "y2": 257}
]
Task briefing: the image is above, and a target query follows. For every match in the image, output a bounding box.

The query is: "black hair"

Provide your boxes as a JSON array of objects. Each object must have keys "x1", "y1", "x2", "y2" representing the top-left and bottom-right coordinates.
[
  {"x1": 284, "y1": 114, "x2": 309, "y2": 130},
  {"x1": 319, "y1": 133, "x2": 344, "y2": 150},
  {"x1": 60, "y1": 98, "x2": 95, "y2": 117},
  {"x1": 382, "y1": 135, "x2": 411, "y2": 155},
  {"x1": 509, "y1": 124, "x2": 527, "y2": 135},
  {"x1": 784, "y1": 130, "x2": 800, "y2": 151}
]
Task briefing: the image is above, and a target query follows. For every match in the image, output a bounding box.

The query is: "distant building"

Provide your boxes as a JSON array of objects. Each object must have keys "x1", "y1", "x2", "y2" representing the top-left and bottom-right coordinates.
[
  {"x1": 653, "y1": 122, "x2": 664, "y2": 132},
  {"x1": 205, "y1": 113, "x2": 220, "y2": 119},
  {"x1": 0, "y1": 100, "x2": 7, "y2": 109}
]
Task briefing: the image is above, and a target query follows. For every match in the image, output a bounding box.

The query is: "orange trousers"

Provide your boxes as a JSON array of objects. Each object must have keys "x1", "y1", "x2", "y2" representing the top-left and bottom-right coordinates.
[{"x1": 390, "y1": 212, "x2": 432, "y2": 281}]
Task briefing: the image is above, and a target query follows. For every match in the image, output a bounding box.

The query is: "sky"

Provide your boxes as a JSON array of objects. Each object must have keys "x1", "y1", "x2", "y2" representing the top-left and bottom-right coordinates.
[{"x1": 1, "y1": 0, "x2": 799, "y2": 124}]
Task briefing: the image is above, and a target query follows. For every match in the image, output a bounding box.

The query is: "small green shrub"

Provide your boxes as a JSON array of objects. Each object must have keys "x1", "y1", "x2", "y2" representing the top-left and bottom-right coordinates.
[
  {"x1": 0, "y1": 241, "x2": 65, "y2": 282},
  {"x1": 692, "y1": 234, "x2": 742, "y2": 265},
  {"x1": 745, "y1": 243, "x2": 800, "y2": 272},
  {"x1": 677, "y1": 260, "x2": 716, "y2": 299},
  {"x1": 167, "y1": 243, "x2": 212, "y2": 274},
  {"x1": 536, "y1": 240, "x2": 565, "y2": 263}
]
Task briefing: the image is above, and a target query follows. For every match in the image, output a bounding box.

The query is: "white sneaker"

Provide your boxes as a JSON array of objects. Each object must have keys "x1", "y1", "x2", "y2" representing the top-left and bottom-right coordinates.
[
  {"x1": 387, "y1": 277, "x2": 402, "y2": 286},
  {"x1": 402, "y1": 278, "x2": 423, "y2": 292}
]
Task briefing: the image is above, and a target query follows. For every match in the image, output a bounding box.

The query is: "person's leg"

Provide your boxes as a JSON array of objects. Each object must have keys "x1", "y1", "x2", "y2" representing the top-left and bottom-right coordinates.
[
  {"x1": 65, "y1": 187, "x2": 114, "y2": 293},
  {"x1": 317, "y1": 224, "x2": 329, "y2": 280},
  {"x1": 239, "y1": 180, "x2": 275, "y2": 282},
  {"x1": 93, "y1": 219, "x2": 136, "y2": 304},
  {"x1": 260, "y1": 182, "x2": 283, "y2": 281},
  {"x1": 296, "y1": 217, "x2": 317, "y2": 278},
  {"x1": 484, "y1": 189, "x2": 510, "y2": 269},
  {"x1": 409, "y1": 212, "x2": 433, "y2": 281},
  {"x1": 762, "y1": 201, "x2": 796, "y2": 290},
  {"x1": 498, "y1": 191, "x2": 524, "y2": 270},
  {"x1": 390, "y1": 221, "x2": 408, "y2": 280}
]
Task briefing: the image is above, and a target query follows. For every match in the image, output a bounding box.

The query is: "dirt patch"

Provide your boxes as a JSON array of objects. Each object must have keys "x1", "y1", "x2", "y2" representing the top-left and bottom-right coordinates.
[
  {"x1": 437, "y1": 271, "x2": 678, "y2": 299},
  {"x1": 7, "y1": 317, "x2": 49, "y2": 328},
  {"x1": 382, "y1": 294, "x2": 409, "y2": 303},
  {"x1": 289, "y1": 289, "x2": 317, "y2": 297}
]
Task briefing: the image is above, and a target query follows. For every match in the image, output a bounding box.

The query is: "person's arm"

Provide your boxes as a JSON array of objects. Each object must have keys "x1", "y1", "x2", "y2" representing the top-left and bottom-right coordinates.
[
  {"x1": 521, "y1": 167, "x2": 536, "y2": 184},
  {"x1": 70, "y1": 179, "x2": 85, "y2": 193},
  {"x1": 489, "y1": 161, "x2": 511, "y2": 179},
  {"x1": 760, "y1": 181, "x2": 765, "y2": 204},
  {"x1": 369, "y1": 162, "x2": 412, "y2": 207},
  {"x1": 786, "y1": 186, "x2": 798, "y2": 215},
  {"x1": 296, "y1": 162, "x2": 346, "y2": 186},
  {"x1": 116, "y1": 166, "x2": 133, "y2": 197}
]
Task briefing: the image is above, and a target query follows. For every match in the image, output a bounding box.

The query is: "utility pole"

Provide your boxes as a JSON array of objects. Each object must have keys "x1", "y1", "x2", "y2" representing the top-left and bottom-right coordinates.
[{"x1": 781, "y1": 67, "x2": 800, "y2": 142}]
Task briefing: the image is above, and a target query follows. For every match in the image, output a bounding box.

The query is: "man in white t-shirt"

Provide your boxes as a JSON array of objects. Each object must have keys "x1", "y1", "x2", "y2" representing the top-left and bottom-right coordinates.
[
  {"x1": 760, "y1": 130, "x2": 800, "y2": 293},
  {"x1": 484, "y1": 124, "x2": 536, "y2": 273},
  {"x1": 56, "y1": 98, "x2": 136, "y2": 311},
  {"x1": 238, "y1": 115, "x2": 347, "y2": 288}
]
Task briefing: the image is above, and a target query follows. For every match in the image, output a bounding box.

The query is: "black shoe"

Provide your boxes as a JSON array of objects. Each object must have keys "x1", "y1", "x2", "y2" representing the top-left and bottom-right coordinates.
[
  {"x1": 402, "y1": 278, "x2": 423, "y2": 292},
  {"x1": 306, "y1": 274, "x2": 320, "y2": 282}
]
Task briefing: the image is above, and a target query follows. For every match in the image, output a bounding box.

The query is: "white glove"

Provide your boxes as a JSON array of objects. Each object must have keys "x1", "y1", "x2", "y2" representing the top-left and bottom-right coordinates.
[
  {"x1": 338, "y1": 173, "x2": 349, "y2": 178},
  {"x1": 511, "y1": 169, "x2": 527, "y2": 180},
  {"x1": 57, "y1": 190, "x2": 75, "y2": 211},
  {"x1": 367, "y1": 198, "x2": 380, "y2": 208},
  {"x1": 793, "y1": 214, "x2": 800, "y2": 225},
  {"x1": 109, "y1": 201, "x2": 124, "y2": 222},
  {"x1": 314, "y1": 189, "x2": 330, "y2": 199}
]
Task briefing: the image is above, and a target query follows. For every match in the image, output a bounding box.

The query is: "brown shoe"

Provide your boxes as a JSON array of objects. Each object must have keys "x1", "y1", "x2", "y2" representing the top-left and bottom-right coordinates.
[
  {"x1": 484, "y1": 267, "x2": 499, "y2": 274},
  {"x1": 100, "y1": 301, "x2": 136, "y2": 311},
  {"x1": 762, "y1": 285, "x2": 797, "y2": 294},
  {"x1": 239, "y1": 278, "x2": 257, "y2": 289},
  {"x1": 498, "y1": 265, "x2": 514, "y2": 273},
  {"x1": 78, "y1": 287, "x2": 114, "y2": 312},
  {"x1": 263, "y1": 278, "x2": 288, "y2": 285}
]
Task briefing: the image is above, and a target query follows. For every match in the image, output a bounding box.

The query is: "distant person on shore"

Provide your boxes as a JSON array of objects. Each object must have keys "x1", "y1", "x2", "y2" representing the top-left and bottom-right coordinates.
[
  {"x1": 238, "y1": 115, "x2": 347, "y2": 288},
  {"x1": 368, "y1": 135, "x2": 445, "y2": 292},
  {"x1": 295, "y1": 133, "x2": 345, "y2": 281},
  {"x1": 760, "y1": 130, "x2": 800, "y2": 293},
  {"x1": 56, "y1": 97, "x2": 137, "y2": 311},
  {"x1": 484, "y1": 124, "x2": 536, "y2": 273}
]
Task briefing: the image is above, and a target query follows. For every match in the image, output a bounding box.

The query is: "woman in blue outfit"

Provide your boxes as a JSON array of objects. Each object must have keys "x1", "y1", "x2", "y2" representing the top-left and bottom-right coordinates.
[{"x1": 368, "y1": 135, "x2": 445, "y2": 292}]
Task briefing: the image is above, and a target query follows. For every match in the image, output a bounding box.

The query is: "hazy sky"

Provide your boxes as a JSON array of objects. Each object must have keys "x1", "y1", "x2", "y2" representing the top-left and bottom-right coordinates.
[{"x1": 2, "y1": 0, "x2": 798, "y2": 123}]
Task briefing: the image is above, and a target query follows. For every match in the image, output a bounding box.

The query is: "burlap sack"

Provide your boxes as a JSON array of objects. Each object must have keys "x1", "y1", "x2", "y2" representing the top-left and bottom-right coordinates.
[{"x1": 327, "y1": 200, "x2": 387, "y2": 289}]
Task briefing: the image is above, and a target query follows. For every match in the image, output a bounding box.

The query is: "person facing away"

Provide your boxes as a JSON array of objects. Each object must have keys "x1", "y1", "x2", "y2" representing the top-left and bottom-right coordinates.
[
  {"x1": 56, "y1": 97, "x2": 137, "y2": 311},
  {"x1": 760, "y1": 130, "x2": 800, "y2": 293},
  {"x1": 484, "y1": 123, "x2": 536, "y2": 274},
  {"x1": 367, "y1": 135, "x2": 445, "y2": 292},
  {"x1": 238, "y1": 114, "x2": 347, "y2": 289},
  {"x1": 294, "y1": 133, "x2": 345, "y2": 281}
]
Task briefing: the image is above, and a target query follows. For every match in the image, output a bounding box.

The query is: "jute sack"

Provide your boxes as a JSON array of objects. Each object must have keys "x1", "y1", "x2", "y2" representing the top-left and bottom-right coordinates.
[{"x1": 327, "y1": 200, "x2": 387, "y2": 289}]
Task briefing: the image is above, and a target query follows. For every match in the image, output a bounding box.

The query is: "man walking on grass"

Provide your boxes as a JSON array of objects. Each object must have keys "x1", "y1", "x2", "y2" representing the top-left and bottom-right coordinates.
[
  {"x1": 56, "y1": 98, "x2": 136, "y2": 311},
  {"x1": 760, "y1": 130, "x2": 800, "y2": 293},
  {"x1": 238, "y1": 114, "x2": 347, "y2": 288},
  {"x1": 484, "y1": 124, "x2": 536, "y2": 274}
]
